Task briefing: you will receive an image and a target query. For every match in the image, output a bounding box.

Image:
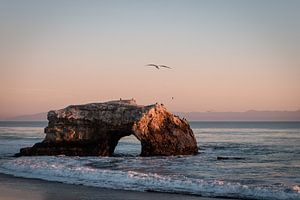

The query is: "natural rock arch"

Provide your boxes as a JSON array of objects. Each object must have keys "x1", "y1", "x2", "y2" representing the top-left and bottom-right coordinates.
[
  {"x1": 113, "y1": 135, "x2": 141, "y2": 156},
  {"x1": 17, "y1": 99, "x2": 198, "y2": 157}
]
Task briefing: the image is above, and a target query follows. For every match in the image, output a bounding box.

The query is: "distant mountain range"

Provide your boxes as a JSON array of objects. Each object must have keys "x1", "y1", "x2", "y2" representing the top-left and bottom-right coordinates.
[
  {"x1": 4, "y1": 110, "x2": 300, "y2": 121},
  {"x1": 175, "y1": 110, "x2": 300, "y2": 121},
  {"x1": 5, "y1": 112, "x2": 47, "y2": 121}
]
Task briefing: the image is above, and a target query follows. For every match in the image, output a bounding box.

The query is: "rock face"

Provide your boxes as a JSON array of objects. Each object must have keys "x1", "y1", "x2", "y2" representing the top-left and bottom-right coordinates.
[{"x1": 17, "y1": 99, "x2": 198, "y2": 157}]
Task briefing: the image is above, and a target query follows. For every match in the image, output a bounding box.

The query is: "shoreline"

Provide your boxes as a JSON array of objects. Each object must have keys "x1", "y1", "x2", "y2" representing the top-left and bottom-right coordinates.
[{"x1": 0, "y1": 173, "x2": 238, "y2": 200}]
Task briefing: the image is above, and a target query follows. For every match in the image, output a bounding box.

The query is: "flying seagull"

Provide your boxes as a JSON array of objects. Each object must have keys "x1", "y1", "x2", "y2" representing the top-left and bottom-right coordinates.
[
  {"x1": 146, "y1": 64, "x2": 172, "y2": 69},
  {"x1": 146, "y1": 64, "x2": 160, "y2": 69},
  {"x1": 159, "y1": 65, "x2": 172, "y2": 69}
]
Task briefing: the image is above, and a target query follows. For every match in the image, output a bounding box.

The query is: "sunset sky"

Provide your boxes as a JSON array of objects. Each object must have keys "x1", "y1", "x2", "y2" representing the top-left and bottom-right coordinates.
[{"x1": 0, "y1": 0, "x2": 300, "y2": 118}]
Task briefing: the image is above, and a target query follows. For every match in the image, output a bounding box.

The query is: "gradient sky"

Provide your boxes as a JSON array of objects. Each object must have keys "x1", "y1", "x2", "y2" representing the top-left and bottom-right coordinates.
[{"x1": 0, "y1": 0, "x2": 300, "y2": 118}]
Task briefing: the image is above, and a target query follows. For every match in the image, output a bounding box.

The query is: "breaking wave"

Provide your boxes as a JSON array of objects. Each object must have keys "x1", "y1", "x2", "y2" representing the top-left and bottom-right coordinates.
[{"x1": 0, "y1": 156, "x2": 299, "y2": 200}]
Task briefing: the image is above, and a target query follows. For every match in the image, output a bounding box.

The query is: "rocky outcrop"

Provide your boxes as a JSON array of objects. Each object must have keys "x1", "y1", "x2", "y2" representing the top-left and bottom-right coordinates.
[{"x1": 17, "y1": 99, "x2": 198, "y2": 157}]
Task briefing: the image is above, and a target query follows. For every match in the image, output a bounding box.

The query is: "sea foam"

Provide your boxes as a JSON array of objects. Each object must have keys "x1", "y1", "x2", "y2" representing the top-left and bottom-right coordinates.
[{"x1": 0, "y1": 156, "x2": 299, "y2": 200}]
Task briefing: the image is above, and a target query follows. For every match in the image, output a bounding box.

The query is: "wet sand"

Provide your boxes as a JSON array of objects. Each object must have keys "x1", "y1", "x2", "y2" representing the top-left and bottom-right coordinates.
[{"x1": 0, "y1": 173, "x2": 238, "y2": 200}]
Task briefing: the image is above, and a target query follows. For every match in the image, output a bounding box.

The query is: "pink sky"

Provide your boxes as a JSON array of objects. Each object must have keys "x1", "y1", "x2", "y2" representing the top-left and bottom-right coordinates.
[{"x1": 1, "y1": 1, "x2": 299, "y2": 118}]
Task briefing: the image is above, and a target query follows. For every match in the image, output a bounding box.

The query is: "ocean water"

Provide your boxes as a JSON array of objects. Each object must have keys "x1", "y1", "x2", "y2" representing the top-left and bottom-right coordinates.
[{"x1": 0, "y1": 121, "x2": 300, "y2": 200}]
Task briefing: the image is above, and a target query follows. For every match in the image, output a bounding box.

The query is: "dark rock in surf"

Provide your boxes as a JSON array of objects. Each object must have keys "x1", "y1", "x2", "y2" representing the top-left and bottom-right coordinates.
[
  {"x1": 16, "y1": 99, "x2": 198, "y2": 157},
  {"x1": 217, "y1": 156, "x2": 245, "y2": 160}
]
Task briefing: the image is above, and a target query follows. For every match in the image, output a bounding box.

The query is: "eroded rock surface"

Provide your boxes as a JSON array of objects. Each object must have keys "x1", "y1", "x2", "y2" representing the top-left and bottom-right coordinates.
[{"x1": 17, "y1": 99, "x2": 198, "y2": 156}]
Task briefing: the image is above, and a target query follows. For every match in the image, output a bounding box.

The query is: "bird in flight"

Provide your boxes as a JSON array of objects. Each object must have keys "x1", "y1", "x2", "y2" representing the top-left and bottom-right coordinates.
[
  {"x1": 146, "y1": 64, "x2": 160, "y2": 69},
  {"x1": 159, "y1": 65, "x2": 172, "y2": 69},
  {"x1": 146, "y1": 64, "x2": 172, "y2": 69}
]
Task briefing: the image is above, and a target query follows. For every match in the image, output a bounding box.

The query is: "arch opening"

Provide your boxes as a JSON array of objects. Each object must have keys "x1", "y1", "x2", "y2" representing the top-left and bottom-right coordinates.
[{"x1": 113, "y1": 134, "x2": 142, "y2": 157}]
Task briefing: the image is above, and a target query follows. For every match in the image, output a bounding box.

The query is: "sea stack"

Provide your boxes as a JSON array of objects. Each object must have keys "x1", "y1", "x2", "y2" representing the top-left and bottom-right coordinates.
[{"x1": 17, "y1": 99, "x2": 198, "y2": 157}]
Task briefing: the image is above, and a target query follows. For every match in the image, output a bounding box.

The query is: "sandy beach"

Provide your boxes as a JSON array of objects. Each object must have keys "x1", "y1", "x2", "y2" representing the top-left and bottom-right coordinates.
[{"x1": 0, "y1": 173, "x2": 238, "y2": 200}]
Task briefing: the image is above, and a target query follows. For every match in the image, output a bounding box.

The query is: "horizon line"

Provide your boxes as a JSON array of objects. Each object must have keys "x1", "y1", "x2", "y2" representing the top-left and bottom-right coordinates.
[{"x1": 2, "y1": 109, "x2": 300, "y2": 121}]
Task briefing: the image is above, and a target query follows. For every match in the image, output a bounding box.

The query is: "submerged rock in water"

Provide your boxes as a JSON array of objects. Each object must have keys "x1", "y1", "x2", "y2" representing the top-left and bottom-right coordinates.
[
  {"x1": 217, "y1": 156, "x2": 245, "y2": 160},
  {"x1": 17, "y1": 99, "x2": 198, "y2": 157}
]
